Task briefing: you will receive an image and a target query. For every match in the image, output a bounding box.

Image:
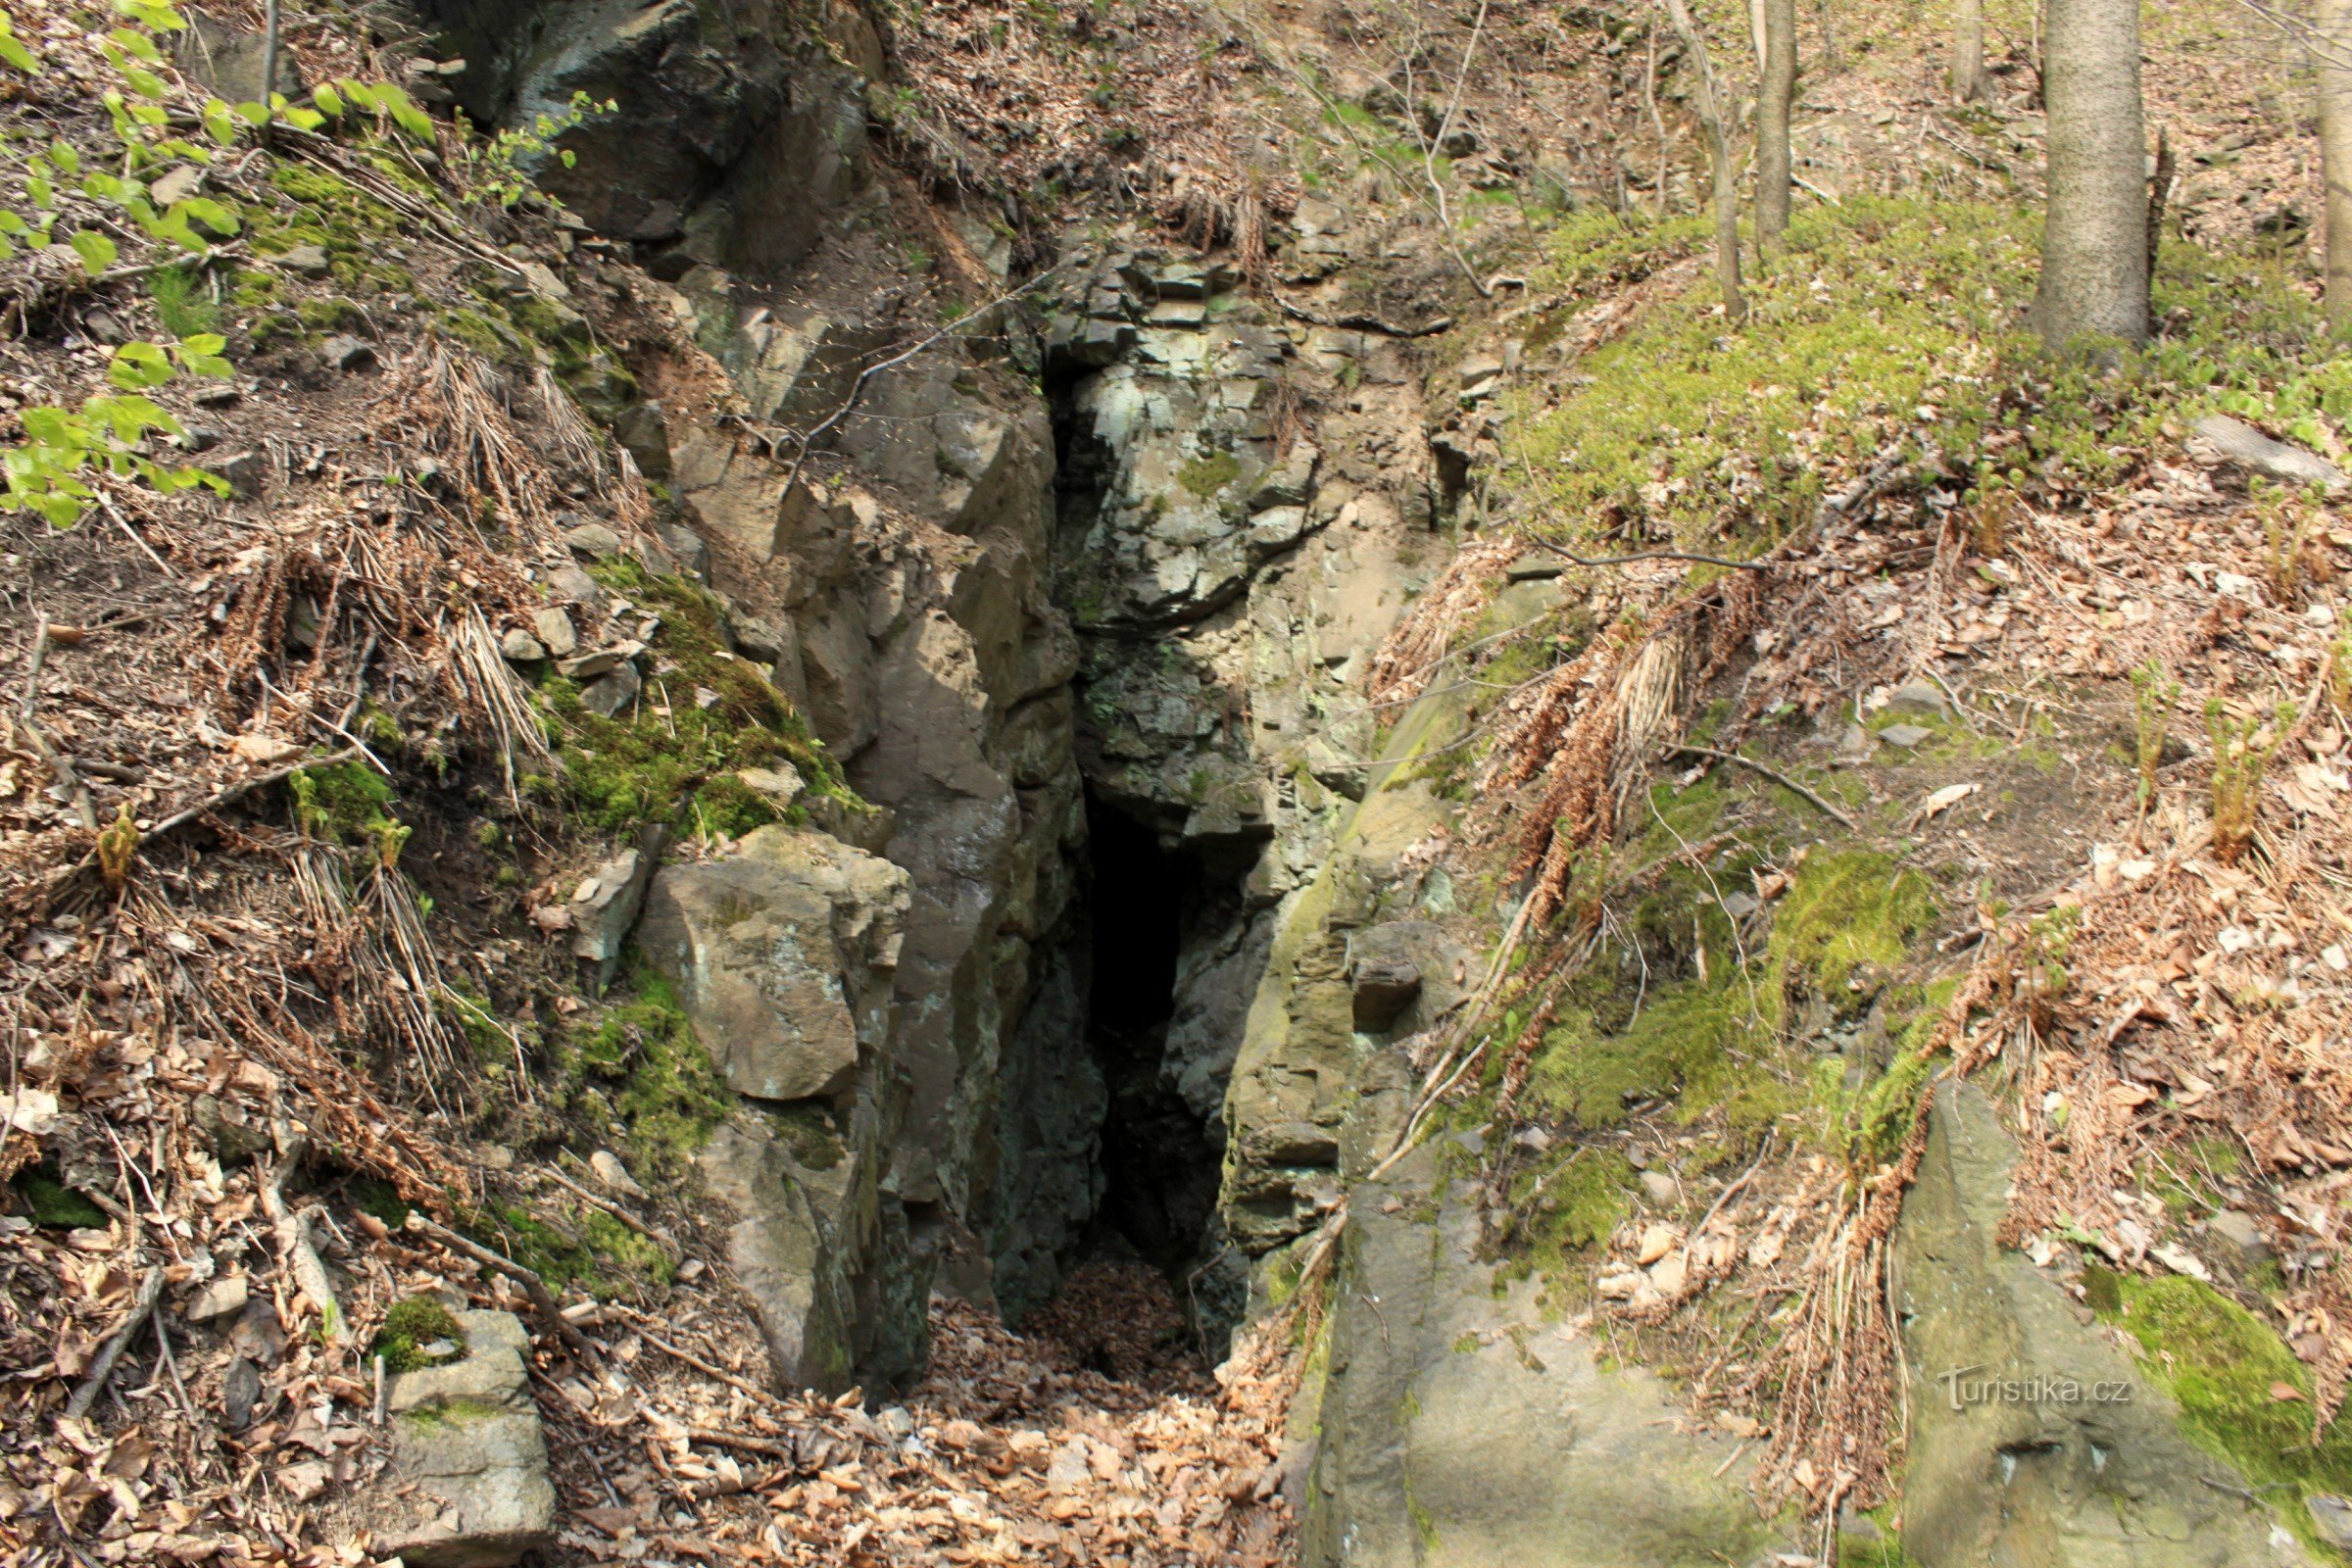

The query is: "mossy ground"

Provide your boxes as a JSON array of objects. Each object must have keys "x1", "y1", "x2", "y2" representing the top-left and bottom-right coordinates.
[
  {"x1": 546, "y1": 968, "x2": 733, "y2": 1186},
  {"x1": 2090, "y1": 1269, "x2": 2352, "y2": 1563},
  {"x1": 9, "y1": 1165, "x2": 108, "y2": 1228},
  {"x1": 1514, "y1": 196, "x2": 2352, "y2": 563},
  {"x1": 369, "y1": 1294, "x2": 466, "y2": 1375},
  {"x1": 539, "y1": 558, "x2": 863, "y2": 837}
]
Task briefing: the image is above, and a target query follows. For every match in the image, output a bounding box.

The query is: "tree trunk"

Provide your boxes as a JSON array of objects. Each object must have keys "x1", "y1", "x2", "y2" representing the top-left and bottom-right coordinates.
[
  {"x1": 1758, "y1": 0, "x2": 1797, "y2": 252},
  {"x1": 1951, "y1": 0, "x2": 1987, "y2": 103},
  {"x1": 2034, "y1": 0, "x2": 2149, "y2": 351},
  {"x1": 1662, "y1": 0, "x2": 1746, "y2": 323},
  {"x1": 1748, "y1": 0, "x2": 1768, "y2": 74},
  {"x1": 2322, "y1": 0, "x2": 2352, "y2": 334}
]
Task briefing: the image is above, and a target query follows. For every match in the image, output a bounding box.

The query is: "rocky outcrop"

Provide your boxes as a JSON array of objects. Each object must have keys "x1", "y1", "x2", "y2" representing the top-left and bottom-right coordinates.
[
  {"x1": 1894, "y1": 1080, "x2": 2298, "y2": 1566},
  {"x1": 368, "y1": 1310, "x2": 557, "y2": 1568},
  {"x1": 637, "y1": 825, "x2": 908, "y2": 1103},
  {"x1": 1301, "y1": 1142, "x2": 1788, "y2": 1567},
  {"x1": 404, "y1": 0, "x2": 868, "y2": 270}
]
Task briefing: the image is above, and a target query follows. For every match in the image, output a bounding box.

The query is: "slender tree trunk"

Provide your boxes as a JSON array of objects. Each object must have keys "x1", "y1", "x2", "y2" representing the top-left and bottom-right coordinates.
[
  {"x1": 1662, "y1": 0, "x2": 1746, "y2": 324},
  {"x1": 1748, "y1": 0, "x2": 1769, "y2": 74},
  {"x1": 1758, "y1": 0, "x2": 1797, "y2": 252},
  {"x1": 2034, "y1": 0, "x2": 2149, "y2": 351},
  {"x1": 1951, "y1": 0, "x2": 1987, "y2": 103},
  {"x1": 1645, "y1": 22, "x2": 1671, "y2": 218},
  {"x1": 2322, "y1": 0, "x2": 2352, "y2": 334}
]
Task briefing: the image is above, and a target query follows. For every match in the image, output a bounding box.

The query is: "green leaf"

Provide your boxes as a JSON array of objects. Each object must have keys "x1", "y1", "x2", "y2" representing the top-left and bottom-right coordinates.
[
  {"x1": 233, "y1": 100, "x2": 270, "y2": 126},
  {"x1": 313, "y1": 82, "x2": 343, "y2": 117},
  {"x1": 341, "y1": 79, "x2": 380, "y2": 113},
  {"x1": 128, "y1": 101, "x2": 168, "y2": 126},
  {"x1": 99, "y1": 393, "x2": 179, "y2": 443},
  {"x1": 0, "y1": 209, "x2": 28, "y2": 235},
  {"x1": 123, "y1": 64, "x2": 169, "y2": 99},
  {"x1": 48, "y1": 141, "x2": 79, "y2": 176},
  {"x1": 0, "y1": 33, "x2": 42, "y2": 74},
  {"x1": 107, "y1": 341, "x2": 172, "y2": 390},
  {"x1": 281, "y1": 105, "x2": 325, "y2": 133},
  {"x1": 80, "y1": 172, "x2": 134, "y2": 203},
  {"x1": 175, "y1": 332, "x2": 227, "y2": 358},
  {"x1": 176, "y1": 196, "x2": 239, "y2": 235},
  {"x1": 68, "y1": 229, "x2": 119, "y2": 276},
  {"x1": 374, "y1": 83, "x2": 435, "y2": 141},
  {"x1": 107, "y1": 24, "x2": 161, "y2": 61},
  {"x1": 24, "y1": 175, "x2": 52, "y2": 210},
  {"x1": 19, "y1": 407, "x2": 72, "y2": 445},
  {"x1": 202, "y1": 99, "x2": 239, "y2": 145}
]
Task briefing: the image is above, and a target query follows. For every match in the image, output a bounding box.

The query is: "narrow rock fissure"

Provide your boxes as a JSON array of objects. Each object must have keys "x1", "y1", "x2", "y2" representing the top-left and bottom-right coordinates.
[{"x1": 1079, "y1": 795, "x2": 1225, "y2": 1288}]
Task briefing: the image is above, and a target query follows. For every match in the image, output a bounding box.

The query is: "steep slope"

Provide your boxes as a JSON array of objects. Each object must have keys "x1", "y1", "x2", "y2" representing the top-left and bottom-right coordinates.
[{"x1": 7, "y1": 1, "x2": 2352, "y2": 1566}]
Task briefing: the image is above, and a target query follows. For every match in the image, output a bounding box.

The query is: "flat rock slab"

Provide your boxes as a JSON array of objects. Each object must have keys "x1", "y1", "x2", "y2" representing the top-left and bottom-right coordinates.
[
  {"x1": 2192, "y1": 414, "x2": 2345, "y2": 493},
  {"x1": 366, "y1": 1310, "x2": 556, "y2": 1568}
]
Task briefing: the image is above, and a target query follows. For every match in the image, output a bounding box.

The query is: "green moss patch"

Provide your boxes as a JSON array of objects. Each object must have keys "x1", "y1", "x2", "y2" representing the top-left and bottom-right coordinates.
[
  {"x1": 1515, "y1": 194, "x2": 2352, "y2": 564},
  {"x1": 1178, "y1": 449, "x2": 1243, "y2": 498},
  {"x1": 566, "y1": 970, "x2": 731, "y2": 1182},
  {"x1": 1767, "y1": 853, "x2": 1935, "y2": 1018},
  {"x1": 10, "y1": 1165, "x2": 109, "y2": 1228},
  {"x1": 369, "y1": 1294, "x2": 466, "y2": 1375},
  {"x1": 545, "y1": 559, "x2": 858, "y2": 836},
  {"x1": 288, "y1": 759, "x2": 409, "y2": 867},
  {"x1": 2091, "y1": 1269, "x2": 2352, "y2": 1561}
]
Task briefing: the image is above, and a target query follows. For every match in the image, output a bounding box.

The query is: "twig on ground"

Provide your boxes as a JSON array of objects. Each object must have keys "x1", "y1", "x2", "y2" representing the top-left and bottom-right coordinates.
[
  {"x1": 1668, "y1": 745, "x2": 1857, "y2": 827},
  {"x1": 21, "y1": 615, "x2": 99, "y2": 831},
  {"x1": 148, "y1": 746, "x2": 362, "y2": 840},
  {"x1": 406, "y1": 1211, "x2": 604, "y2": 1369},
  {"x1": 778, "y1": 268, "x2": 1060, "y2": 494},
  {"x1": 613, "y1": 1310, "x2": 788, "y2": 1408},
  {"x1": 1270, "y1": 296, "x2": 1454, "y2": 337},
  {"x1": 64, "y1": 1266, "x2": 165, "y2": 1419}
]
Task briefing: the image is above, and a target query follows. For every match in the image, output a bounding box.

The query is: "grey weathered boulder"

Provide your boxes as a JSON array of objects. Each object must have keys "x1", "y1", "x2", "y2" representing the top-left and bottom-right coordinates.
[
  {"x1": 636, "y1": 826, "x2": 909, "y2": 1102},
  {"x1": 1895, "y1": 1080, "x2": 2297, "y2": 1565},
  {"x1": 567, "y1": 826, "x2": 669, "y2": 985},
  {"x1": 368, "y1": 1310, "x2": 555, "y2": 1568},
  {"x1": 698, "y1": 1111, "x2": 864, "y2": 1393}
]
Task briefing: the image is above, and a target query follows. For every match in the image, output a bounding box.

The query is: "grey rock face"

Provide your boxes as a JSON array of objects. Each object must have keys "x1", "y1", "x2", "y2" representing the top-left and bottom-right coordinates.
[
  {"x1": 409, "y1": 0, "x2": 864, "y2": 271},
  {"x1": 1895, "y1": 1080, "x2": 2296, "y2": 1566},
  {"x1": 567, "y1": 826, "x2": 669, "y2": 986},
  {"x1": 637, "y1": 826, "x2": 909, "y2": 1103},
  {"x1": 367, "y1": 1310, "x2": 555, "y2": 1568},
  {"x1": 1301, "y1": 1145, "x2": 1784, "y2": 1567}
]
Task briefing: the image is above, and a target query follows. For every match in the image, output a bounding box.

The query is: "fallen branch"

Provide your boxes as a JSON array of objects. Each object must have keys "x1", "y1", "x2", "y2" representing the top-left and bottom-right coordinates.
[
  {"x1": 685, "y1": 1427, "x2": 800, "y2": 1462},
  {"x1": 1272, "y1": 297, "x2": 1453, "y2": 337},
  {"x1": 148, "y1": 746, "x2": 361, "y2": 839},
  {"x1": 1533, "y1": 538, "x2": 1772, "y2": 572},
  {"x1": 1668, "y1": 745, "x2": 1857, "y2": 827},
  {"x1": 21, "y1": 616, "x2": 98, "y2": 832},
  {"x1": 544, "y1": 1160, "x2": 671, "y2": 1252},
  {"x1": 261, "y1": 1136, "x2": 343, "y2": 1348},
  {"x1": 64, "y1": 1266, "x2": 165, "y2": 1419},
  {"x1": 405, "y1": 1211, "x2": 603, "y2": 1369}
]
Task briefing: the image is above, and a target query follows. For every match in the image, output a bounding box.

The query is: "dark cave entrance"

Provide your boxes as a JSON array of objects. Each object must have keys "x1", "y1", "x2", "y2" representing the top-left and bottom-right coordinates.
[{"x1": 1080, "y1": 794, "x2": 1226, "y2": 1284}]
